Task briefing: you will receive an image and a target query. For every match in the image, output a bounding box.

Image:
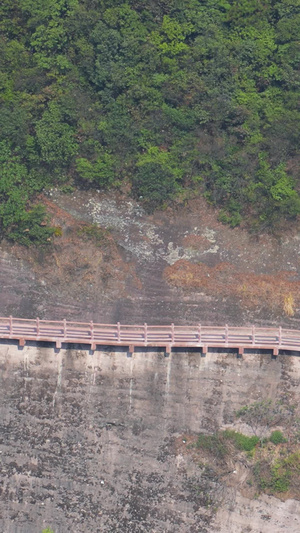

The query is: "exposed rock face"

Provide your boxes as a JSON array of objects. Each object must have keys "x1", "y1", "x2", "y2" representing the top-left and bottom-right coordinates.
[
  {"x1": 2, "y1": 190, "x2": 300, "y2": 328},
  {"x1": 1, "y1": 343, "x2": 300, "y2": 532}
]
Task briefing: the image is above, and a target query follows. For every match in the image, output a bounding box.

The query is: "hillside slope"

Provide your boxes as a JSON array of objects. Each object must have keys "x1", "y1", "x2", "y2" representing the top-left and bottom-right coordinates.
[{"x1": 1, "y1": 0, "x2": 300, "y2": 243}]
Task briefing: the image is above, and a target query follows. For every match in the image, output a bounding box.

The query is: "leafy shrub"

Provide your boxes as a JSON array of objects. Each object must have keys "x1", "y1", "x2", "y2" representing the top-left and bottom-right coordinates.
[
  {"x1": 196, "y1": 433, "x2": 228, "y2": 459},
  {"x1": 53, "y1": 226, "x2": 63, "y2": 237},
  {"x1": 270, "y1": 459, "x2": 291, "y2": 493},
  {"x1": 269, "y1": 430, "x2": 286, "y2": 445},
  {"x1": 197, "y1": 429, "x2": 260, "y2": 458},
  {"x1": 271, "y1": 474, "x2": 290, "y2": 493},
  {"x1": 132, "y1": 162, "x2": 181, "y2": 211},
  {"x1": 7, "y1": 205, "x2": 55, "y2": 247},
  {"x1": 223, "y1": 430, "x2": 259, "y2": 451},
  {"x1": 77, "y1": 224, "x2": 109, "y2": 245},
  {"x1": 254, "y1": 458, "x2": 291, "y2": 494},
  {"x1": 60, "y1": 184, "x2": 75, "y2": 194},
  {"x1": 76, "y1": 154, "x2": 116, "y2": 188},
  {"x1": 236, "y1": 400, "x2": 286, "y2": 439},
  {"x1": 218, "y1": 209, "x2": 242, "y2": 228}
]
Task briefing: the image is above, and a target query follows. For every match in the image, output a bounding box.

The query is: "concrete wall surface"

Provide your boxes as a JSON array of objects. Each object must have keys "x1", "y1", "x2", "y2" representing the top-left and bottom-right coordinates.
[{"x1": 1, "y1": 343, "x2": 300, "y2": 532}]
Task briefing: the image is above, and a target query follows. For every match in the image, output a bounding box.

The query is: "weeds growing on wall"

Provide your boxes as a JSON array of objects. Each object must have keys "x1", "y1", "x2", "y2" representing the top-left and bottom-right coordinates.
[{"x1": 196, "y1": 401, "x2": 300, "y2": 497}]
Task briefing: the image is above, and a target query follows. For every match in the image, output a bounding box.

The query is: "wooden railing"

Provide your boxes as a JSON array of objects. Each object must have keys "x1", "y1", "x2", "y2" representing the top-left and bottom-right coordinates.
[{"x1": 0, "y1": 317, "x2": 300, "y2": 355}]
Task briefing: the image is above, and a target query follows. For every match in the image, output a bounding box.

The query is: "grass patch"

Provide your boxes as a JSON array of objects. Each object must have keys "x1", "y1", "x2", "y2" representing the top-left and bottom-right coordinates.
[
  {"x1": 253, "y1": 452, "x2": 300, "y2": 494},
  {"x1": 269, "y1": 430, "x2": 286, "y2": 445},
  {"x1": 254, "y1": 460, "x2": 290, "y2": 493},
  {"x1": 282, "y1": 451, "x2": 300, "y2": 472},
  {"x1": 196, "y1": 430, "x2": 259, "y2": 458},
  {"x1": 77, "y1": 224, "x2": 109, "y2": 246},
  {"x1": 223, "y1": 430, "x2": 259, "y2": 451},
  {"x1": 283, "y1": 293, "x2": 295, "y2": 316},
  {"x1": 195, "y1": 428, "x2": 300, "y2": 496},
  {"x1": 196, "y1": 433, "x2": 228, "y2": 459}
]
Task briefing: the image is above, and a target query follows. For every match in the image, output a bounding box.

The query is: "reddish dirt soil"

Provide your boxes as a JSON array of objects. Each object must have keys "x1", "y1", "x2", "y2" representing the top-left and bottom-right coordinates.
[
  {"x1": 164, "y1": 260, "x2": 300, "y2": 317},
  {"x1": 1, "y1": 189, "x2": 300, "y2": 327}
]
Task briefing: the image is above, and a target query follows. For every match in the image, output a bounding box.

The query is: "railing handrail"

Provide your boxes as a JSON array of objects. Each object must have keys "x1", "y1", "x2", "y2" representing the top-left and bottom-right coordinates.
[{"x1": 1, "y1": 316, "x2": 300, "y2": 354}]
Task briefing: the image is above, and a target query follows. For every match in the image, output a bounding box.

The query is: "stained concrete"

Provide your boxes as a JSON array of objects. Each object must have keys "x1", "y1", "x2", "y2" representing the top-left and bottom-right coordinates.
[{"x1": 1, "y1": 343, "x2": 300, "y2": 532}]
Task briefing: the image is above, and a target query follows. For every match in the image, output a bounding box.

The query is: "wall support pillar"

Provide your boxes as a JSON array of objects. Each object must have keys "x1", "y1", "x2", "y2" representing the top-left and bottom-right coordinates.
[
  {"x1": 128, "y1": 345, "x2": 135, "y2": 357},
  {"x1": 165, "y1": 344, "x2": 171, "y2": 357}
]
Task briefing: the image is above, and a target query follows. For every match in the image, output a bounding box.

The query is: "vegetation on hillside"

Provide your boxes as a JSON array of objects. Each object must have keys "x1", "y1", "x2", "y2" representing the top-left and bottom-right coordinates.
[
  {"x1": 194, "y1": 400, "x2": 300, "y2": 498},
  {"x1": 1, "y1": 1, "x2": 300, "y2": 244}
]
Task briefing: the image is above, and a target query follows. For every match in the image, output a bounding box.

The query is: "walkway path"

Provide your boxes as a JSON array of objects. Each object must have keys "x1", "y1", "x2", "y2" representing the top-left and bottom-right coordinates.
[{"x1": 0, "y1": 317, "x2": 300, "y2": 355}]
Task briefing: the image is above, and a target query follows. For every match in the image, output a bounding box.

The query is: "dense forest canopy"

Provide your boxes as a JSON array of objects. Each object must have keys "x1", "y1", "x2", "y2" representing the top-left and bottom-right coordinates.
[{"x1": 1, "y1": 0, "x2": 300, "y2": 244}]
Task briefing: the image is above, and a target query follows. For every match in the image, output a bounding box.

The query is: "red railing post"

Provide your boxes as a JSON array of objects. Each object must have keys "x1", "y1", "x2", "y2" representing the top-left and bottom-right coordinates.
[
  {"x1": 9, "y1": 315, "x2": 13, "y2": 337},
  {"x1": 171, "y1": 323, "x2": 175, "y2": 343},
  {"x1": 90, "y1": 321, "x2": 94, "y2": 341},
  {"x1": 225, "y1": 324, "x2": 229, "y2": 346},
  {"x1": 252, "y1": 325, "x2": 255, "y2": 345},
  {"x1": 36, "y1": 317, "x2": 40, "y2": 337},
  {"x1": 278, "y1": 326, "x2": 282, "y2": 347},
  {"x1": 117, "y1": 322, "x2": 121, "y2": 343},
  {"x1": 198, "y1": 323, "x2": 201, "y2": 343},
  {"x1": 144, "y1": 322, "x2": 148, "y2": 345}
]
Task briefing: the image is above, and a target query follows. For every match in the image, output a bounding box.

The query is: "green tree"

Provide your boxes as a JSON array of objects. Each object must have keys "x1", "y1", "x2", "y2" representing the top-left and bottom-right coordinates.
[
  {"x1": 0, "y1": 142, "x2": 54, "y2": 245},
  {"x1": 35, "y1": 102, "x2": 78, "y2": 166},
  {"x1": 76, "y1": 153, "x2": 115, "y2": 187},
  {"x1": 236, "y1": 400, "x2": 288, "y2": 440},
  {"x1": 1, "y1": 0, "x2": 300, "y2": 242}
]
